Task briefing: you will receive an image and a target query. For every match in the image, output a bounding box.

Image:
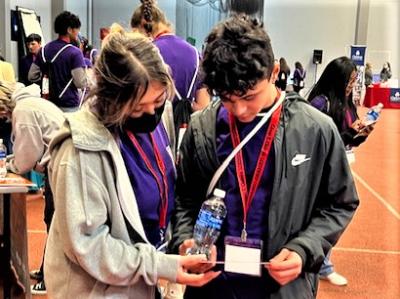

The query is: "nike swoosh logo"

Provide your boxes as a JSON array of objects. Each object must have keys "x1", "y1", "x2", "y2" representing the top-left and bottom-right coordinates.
[{"x1": 291, "y1": 155, "x2": 311, "y2": 166}]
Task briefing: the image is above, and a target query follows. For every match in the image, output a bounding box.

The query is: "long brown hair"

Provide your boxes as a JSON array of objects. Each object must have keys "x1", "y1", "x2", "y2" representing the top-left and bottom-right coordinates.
[{"x1": 88, "y1": 30, "x2": 174, "y2": 127}]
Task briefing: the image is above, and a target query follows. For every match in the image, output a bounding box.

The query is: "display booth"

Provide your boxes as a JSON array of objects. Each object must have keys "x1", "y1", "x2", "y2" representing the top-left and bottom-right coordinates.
[{"x1": 364, "y1": 84, "x2": 400, "y2": 109}]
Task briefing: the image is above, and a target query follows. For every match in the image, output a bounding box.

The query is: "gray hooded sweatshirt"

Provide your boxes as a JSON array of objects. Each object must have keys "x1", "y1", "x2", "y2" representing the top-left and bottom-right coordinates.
[
  {"x1": 45, "y1": 105, "x2": 179, "y2": 299},
  {"x1": 9, "y1": 84, "x2": 65, "y2": 174}
]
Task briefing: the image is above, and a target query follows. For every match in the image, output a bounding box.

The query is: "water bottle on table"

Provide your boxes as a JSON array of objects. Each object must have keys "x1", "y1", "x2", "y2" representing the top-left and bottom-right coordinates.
[
  {"x1": 364, "y1": 102, "x2": 383, "y2": 125},
  {"x1": 189, "y1": 188, "x2": 227, "y2": 258},
  {"x1": 0, "y1": 139, "x2": 7, "y2": 178}
]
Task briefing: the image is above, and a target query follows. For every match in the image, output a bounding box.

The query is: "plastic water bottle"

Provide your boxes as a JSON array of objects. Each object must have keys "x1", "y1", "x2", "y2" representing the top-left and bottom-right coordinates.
[
  {"x1": 0, "y1": 139, "x2": 7, "y2": 178},
  {"x1": 189, "y1": 188, "x2": 227, "y2": 257},
  {"x1": 364, "y1": 102, "x2": 383, "y2": 125}
]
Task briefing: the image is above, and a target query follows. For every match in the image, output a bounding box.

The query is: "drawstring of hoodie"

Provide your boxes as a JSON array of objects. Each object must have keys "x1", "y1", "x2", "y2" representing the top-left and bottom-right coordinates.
[
  {"x1": 281, "y1": 108, "x2": 288, "y2": 180},
  {"x1": 79, "y1": 151, "x2": 92, "y2": 227}
]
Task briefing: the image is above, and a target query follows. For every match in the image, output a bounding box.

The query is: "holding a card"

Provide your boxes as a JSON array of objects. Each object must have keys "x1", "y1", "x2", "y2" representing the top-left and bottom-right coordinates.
[{"x1": 170, "y1": 15, "x2": 359, "y2": 299}]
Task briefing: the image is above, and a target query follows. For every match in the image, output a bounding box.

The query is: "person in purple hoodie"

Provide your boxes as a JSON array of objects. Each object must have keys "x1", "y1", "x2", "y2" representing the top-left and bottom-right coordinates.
[
  {"x1": 308, "y1": 56, "x2": 374, "y2": 286},
  {"x1": 170, "y1": 15, "x2": 359, "y2": 299},
  {"x1": 28, "y1": 11, "x2": 87, "y2": 112}
]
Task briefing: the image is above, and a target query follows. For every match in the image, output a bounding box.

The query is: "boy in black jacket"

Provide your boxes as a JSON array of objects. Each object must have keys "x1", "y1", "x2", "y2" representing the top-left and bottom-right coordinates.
[{"x1": 170, "y1": 15, "x2": 359, "y2": 299}]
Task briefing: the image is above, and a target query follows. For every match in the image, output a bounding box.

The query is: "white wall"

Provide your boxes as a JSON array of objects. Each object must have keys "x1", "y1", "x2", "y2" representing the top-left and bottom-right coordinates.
[
  {"x1": 366, "y1": 0, "x2": 399, "y2": 83},
  {"x1": 176, "y1": 0, "x2": 221, "y2": 50},
  {"x1": 264, "y1": 0, "x2": 359, "y2": 95},
  {"x1": 66, "y1": 0, "x2": 88, "y2": 37},
  {"x1": 92, "y1": 0, "x2": 139, "y2": 49}
]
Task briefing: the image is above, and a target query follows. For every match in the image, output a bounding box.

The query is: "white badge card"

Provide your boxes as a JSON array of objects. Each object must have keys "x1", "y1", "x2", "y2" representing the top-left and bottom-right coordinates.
[
  {"x1": 346, "y1": 149, "x2": 356, "y2": 164},
  {"x1": 224, "y1": 236, "x2": 263, "y2": 277}
]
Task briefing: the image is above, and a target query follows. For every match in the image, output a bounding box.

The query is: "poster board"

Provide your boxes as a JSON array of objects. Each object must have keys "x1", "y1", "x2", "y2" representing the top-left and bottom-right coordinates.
[{"x1": 16, "y1": 7, "x2": 44, "y2": 44}]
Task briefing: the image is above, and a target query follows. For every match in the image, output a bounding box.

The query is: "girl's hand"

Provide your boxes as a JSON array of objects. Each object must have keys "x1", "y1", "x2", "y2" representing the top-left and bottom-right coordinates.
[{"x1": 176, "y1": 254, "x2": 221, "y2": 287}]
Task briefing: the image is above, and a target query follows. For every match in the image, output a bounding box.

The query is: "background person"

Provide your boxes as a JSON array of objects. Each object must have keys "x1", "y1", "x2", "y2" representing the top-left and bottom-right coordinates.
[
  {"x1": 292, "y1": 61, "x2": 306, "y2": 93},
  {"x1": 0, "y1": 49, "x2": 16, "y2": 154},
  {"x1": 0, "y1": 50, "x2": 15, "y2": 83},
  {"x1": 275, "y1": 57, "x2": 290, "y2": 91},
  {"x1": 28, "y1": 11, "x2": 87, "y2": 112},
  {"x1": 131, "y1": 0, "x2": 210, "y2": 151},
  {"x1": 19, "y1": 33, "x2": 42, "y2": 86},
  {"x1": 379, "y1": 61, "x2": 392, "y2": 84},
  {"x1": 308, "y1": 56, "x2": 374, "y2": 286},
  {"x1": 308, "y1": 56, "x2": 372, "y2": 149},
  {"x1": 0, "y1": 81, "x2": 65, "y2": 295},
  {"x1": 364, "y1": 62, "x2": 373, "y2": 87},
  {"x1": 131, "y1": 0, "x2": 209, "y2": 112}
]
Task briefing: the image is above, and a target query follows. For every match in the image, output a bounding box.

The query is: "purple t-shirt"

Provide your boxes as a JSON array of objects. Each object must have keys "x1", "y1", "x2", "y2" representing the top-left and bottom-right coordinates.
[
  {"x1": 310, "y1": 95, "x2": 357, "y2": 131},
  {"x1": 154, "y1": 35, "x2": 201, "y2": 101},
  {"x1": 34, "y1": 39, "x2": 85, "y2": 108},
  {"x1": 119, "y1": 124, "x2": 176, "y2": 246},
  {"x1": 194, "y1": 106, "x2": 275, "y2": 298}
]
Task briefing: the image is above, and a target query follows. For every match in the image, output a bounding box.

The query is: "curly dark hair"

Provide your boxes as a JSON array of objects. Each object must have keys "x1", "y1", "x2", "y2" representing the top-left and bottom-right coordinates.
[
  {"x1": 54, "y1": 11, "x2": 81, "y2": 35},
  {"x1": 202, "y1": 14, "x2": 275, "y2": 97}
]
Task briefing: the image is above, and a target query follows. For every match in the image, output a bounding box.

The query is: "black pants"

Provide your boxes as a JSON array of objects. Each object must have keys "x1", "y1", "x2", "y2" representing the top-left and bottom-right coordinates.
[{"x1": 39, "y1": 171, "x2": 54, "y2": 275}]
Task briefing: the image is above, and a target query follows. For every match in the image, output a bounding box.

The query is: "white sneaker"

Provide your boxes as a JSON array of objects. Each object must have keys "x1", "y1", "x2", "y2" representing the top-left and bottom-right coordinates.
[
  {"x1": 321, "y1": 272, "x2": 348, "y2": 286},
  {"x1": 31, "y1": 280, "x2": 47, "y2": 295}
]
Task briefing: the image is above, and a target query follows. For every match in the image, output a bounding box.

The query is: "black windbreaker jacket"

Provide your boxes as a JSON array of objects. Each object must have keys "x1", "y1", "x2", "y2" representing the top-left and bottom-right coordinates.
[{"x1": 170, "y1": 92, "x2": 359, "y2": 298}]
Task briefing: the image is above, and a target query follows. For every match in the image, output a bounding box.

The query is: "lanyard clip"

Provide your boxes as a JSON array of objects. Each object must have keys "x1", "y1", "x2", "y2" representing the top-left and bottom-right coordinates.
[
  {"x1": 156, "y1": 228, "x2": 168, "y2": 252},
  {"x1": 241, "y1": 223, "x2": 247, "y2": 242}
]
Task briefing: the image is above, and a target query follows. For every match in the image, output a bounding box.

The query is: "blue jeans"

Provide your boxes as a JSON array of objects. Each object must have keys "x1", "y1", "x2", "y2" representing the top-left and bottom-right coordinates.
[{"x1": 319, "y1": 250, "x2": 334, "y2": 276}]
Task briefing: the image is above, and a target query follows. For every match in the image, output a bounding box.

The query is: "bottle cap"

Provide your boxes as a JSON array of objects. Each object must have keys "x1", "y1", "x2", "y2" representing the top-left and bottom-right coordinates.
[{"x1": 213, "y1": 188, "x2": 226, "y2": 199}]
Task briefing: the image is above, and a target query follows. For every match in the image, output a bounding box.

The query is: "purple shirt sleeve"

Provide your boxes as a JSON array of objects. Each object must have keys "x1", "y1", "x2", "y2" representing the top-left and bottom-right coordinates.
[
  {"x1": 310, "y1": 95, "x2": 328, "y2": 112},
  {"x1": 69, "y1": 47, "x2": 86, "y2": 70}
]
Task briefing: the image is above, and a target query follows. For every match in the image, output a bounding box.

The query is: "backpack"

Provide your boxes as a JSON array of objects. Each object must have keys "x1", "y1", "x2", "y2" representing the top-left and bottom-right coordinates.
[
  {"x1": 173, "y1": 46, "x2": 199, "y2": 153},
  {"x1": 293, "y1": 69, "x2": 306, "y2": 89},
  {"x1": 41, "y1": 44, "x2": 74, "y2": 103}
]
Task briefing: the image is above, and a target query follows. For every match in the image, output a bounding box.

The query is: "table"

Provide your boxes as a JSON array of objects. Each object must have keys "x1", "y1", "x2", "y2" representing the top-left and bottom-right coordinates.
[
  {"x1": 364, "y1": 85, "x2": 400, "y2": 109},
  {"x1": 0, "y1": 174, "x2": 33, "y2": 299}
]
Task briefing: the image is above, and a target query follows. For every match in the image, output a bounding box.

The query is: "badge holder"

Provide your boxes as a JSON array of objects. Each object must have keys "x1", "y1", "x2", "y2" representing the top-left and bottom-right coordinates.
[{"x1": 224, "y1": 236, "x2": 263, "y2": 277}]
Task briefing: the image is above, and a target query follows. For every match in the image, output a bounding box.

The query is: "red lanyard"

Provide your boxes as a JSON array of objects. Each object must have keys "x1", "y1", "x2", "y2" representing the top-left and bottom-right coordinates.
[
  {"x1": 127, "y1": 131, "x2": 169, "y2": 229},
  {"x1": 229, "y1": 104, "x2": 282, "y2": 237}
]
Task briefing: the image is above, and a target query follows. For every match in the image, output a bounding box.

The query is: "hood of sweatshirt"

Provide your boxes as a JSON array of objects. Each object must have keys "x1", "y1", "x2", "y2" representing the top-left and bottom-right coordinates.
[{"x1": 11, "y1": 83, "x2": 41, "y2": 102}]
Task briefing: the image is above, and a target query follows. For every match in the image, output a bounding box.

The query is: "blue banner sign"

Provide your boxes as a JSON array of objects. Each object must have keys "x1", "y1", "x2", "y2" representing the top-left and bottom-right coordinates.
[
  {"x1": 390, "y1": 89, "x2": 400, "y2": 103},
  {"x1": 350, "y1": 45, "x2": 366, "y2": 66}
]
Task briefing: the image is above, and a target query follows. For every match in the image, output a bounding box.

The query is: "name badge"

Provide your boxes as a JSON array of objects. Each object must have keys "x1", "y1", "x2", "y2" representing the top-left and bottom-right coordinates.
[
  {"x1": 224, "y1": 236, "x2": 263, "y2": 276},
  {"x1": 346, "y1": 149, "x2": 356, "y2": 164}
]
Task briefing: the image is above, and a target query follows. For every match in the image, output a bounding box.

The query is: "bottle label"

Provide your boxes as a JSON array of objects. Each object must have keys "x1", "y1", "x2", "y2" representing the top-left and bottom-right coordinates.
[
  {"x1": 0, "y1": 151, "x2": 6, "y2": 159},
  {"x1": 367, "y1": 110, "x2": 379, "y2": 120},
  {"x1": 196, "y1": 210, "x2": 223, "y2": 230}
]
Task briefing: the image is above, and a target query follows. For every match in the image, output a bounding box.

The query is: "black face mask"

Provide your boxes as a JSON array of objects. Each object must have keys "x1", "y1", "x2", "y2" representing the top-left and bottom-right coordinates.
[{"x1": 122, "y1": 101, "x2": 166, "y2": 133}]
